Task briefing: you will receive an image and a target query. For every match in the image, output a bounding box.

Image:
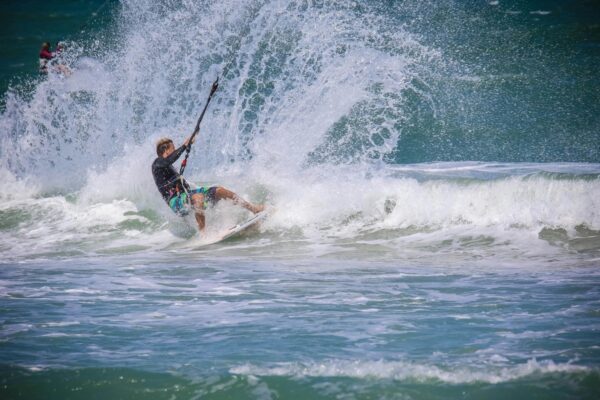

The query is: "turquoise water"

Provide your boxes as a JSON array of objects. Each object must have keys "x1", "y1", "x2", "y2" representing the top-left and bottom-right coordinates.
[
  {"x1": 1, "y1": 1, "x2": 599, "y2": 399},
  {"x1": 0, "y1": 0, "x2": 113, "y2": 96},
  {"x1": 2, "y1": 256, "x2": 599, "y2": 399}
]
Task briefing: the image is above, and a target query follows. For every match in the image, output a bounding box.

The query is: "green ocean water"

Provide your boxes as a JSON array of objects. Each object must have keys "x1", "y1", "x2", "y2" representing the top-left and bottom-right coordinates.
[
  {"x1": 387, "y1": 0, "x2": 600, "y2": 163},
  {"x1": 0, "y1": 0, "x2": 113, "y2": 96}
]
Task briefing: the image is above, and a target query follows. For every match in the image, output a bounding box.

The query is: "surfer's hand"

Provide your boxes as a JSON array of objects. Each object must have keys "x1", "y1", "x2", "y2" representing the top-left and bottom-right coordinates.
[{"x1": 184, "y1": 134, "x2": 196, "y2": 147}]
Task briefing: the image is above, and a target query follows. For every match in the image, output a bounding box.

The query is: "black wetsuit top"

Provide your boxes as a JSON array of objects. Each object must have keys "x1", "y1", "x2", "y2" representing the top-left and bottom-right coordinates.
[{"x1": 151, "y1": 145, "x2": 190, "y2": 202}]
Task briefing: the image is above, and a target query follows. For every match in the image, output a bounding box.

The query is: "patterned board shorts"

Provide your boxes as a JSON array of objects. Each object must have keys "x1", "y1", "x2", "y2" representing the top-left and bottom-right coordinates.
[{"x1": 168, "y1": 186, "x2": 217, "y2": 215}]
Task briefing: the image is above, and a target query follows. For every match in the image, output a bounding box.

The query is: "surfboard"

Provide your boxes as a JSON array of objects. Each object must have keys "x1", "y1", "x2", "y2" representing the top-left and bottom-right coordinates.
[{"x1": 202, "y1": 210, "x2": 270, "y2": 246}]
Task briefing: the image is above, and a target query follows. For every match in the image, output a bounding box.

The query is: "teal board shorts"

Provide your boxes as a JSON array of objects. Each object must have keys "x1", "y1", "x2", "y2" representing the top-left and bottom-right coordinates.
[{"x1": 168, "y1": 186, "x2": 217, "y2": 215}]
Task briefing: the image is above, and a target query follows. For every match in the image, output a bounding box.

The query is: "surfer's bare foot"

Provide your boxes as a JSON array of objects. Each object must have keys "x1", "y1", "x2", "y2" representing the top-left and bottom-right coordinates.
[{"x1": 251, "y1": 204, "x2": 265, "y2": 214}]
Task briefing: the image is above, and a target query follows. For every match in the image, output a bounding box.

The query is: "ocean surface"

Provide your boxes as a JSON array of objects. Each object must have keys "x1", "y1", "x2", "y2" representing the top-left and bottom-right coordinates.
[{"x1": 1, "y1": 1, "x2": 599, "y2": 399}]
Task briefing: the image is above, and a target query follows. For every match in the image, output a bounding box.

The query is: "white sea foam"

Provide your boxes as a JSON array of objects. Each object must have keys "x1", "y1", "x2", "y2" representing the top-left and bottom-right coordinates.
[
  {"x1": 0, "y1": 192, "x2": 178, "y2": 261},
  {"x1": 256, "y1": 165, "x2": 600, "y2": 236},
  {"x1": 39, "y1": 333, "x2": 92, "y2": 338},
  {"x1": 0, "y1": 323, "x2": 34, "y2": 338},
  {"x1": 0, "y1": 169, "x2": 38, "y2": 202},
  {"x1": 41, "y1": 321, "x2": 81, "y2": 328},
  {"x1": 63, "y1": 288, "x2": 103, "y2": 295},
  {"x1": 230, "y1": 358, "x2": 593, "y2": 384}
]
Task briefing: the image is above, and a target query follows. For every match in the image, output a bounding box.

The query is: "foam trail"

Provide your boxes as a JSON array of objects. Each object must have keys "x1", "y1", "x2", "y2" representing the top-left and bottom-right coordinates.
[{"x1": 231, "y1": 358, "x2": 594, "y2": 384}]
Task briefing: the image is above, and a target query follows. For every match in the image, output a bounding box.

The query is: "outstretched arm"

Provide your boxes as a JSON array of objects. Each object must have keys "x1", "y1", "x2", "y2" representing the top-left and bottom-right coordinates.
[{"x1": 154, "y1": 144, "x2": 187, "y2": 167}]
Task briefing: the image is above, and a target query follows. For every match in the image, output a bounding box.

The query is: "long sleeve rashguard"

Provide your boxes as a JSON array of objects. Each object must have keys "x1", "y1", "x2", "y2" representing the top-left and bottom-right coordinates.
[{"x1": 151, "y1": 145, "x2": 190, "y2": 202}]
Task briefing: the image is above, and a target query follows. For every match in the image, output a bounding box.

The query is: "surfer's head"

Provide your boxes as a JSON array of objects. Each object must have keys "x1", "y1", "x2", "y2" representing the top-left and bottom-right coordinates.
[
  {"x1": 156, "y1": 137, "x2": 174, "y2": 157},
  {"x1": 41, "y1": 42, "x2": 51, "y2": 50}
]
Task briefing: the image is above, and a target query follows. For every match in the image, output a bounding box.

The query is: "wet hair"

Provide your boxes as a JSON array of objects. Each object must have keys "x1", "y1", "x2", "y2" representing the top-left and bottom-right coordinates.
[
  {"x1": 42, "y1": 42, "x2": 51, "y2": 49},
  {"x1": 156, "y1": 137, "x2": 174, "y2": 156}
]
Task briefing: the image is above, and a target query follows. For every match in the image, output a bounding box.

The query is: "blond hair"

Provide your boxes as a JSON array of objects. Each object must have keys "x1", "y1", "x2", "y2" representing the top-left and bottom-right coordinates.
[{"x1": 156, "y1": 137, "x2": 173, "y2": 156}]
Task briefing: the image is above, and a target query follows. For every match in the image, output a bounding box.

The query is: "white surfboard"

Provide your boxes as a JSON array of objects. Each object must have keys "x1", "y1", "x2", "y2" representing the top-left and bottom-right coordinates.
[{"x1": 201, "y1": 210, "x2": 270, "y2": 246}]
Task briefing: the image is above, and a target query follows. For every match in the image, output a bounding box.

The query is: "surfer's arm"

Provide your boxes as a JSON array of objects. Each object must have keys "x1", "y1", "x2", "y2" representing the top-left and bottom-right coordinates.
[{"x1": 154, "y1": 145, "x2": 187, "y2": 167}]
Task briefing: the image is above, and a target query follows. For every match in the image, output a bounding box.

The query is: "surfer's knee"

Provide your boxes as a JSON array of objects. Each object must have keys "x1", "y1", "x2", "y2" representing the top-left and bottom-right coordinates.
[{"x1": 215, "y1": 186, "x2": 236, "y2": 200}]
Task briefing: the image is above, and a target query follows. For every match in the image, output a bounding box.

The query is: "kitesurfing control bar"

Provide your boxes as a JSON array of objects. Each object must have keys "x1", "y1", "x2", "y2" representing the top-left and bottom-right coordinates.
[{"x1": 179, "y1": 77, "x2": 219, "y2": 176}]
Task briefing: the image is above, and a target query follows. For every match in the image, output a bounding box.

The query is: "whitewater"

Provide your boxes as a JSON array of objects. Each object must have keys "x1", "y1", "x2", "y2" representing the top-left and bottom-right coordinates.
[{"x1": 1, "y1": 0, "x2": 599, "y2": 399}]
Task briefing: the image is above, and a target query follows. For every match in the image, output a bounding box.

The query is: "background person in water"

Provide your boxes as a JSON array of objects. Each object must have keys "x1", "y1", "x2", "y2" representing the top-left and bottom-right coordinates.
[
  {"x1": 38, "y1": 41, "x2": 71, "y2": 76},
  {"x1": 38, "y1": 42, "x2": 53, "y2": 74},
  {"x1": 152, "y1": 135, "x2": 264, "y2": 232}
]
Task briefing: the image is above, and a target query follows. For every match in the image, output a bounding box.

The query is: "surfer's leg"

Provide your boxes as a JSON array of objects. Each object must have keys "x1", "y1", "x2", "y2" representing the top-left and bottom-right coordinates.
[
  {"x1": 190, "y1": 193, "x2": 206, "y2": 231},
  {"x1": 213, "y1": 186, "x2": 264, "y2": 214},
  {"x1": 194, "y1": 212, "x2": 205, "y2": 231}
]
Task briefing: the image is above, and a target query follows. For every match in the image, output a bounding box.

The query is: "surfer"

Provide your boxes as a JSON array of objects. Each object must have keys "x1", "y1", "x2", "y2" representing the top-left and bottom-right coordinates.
[
  {"x1": 152, "y1": 136, "x2": 264, "y2": 232},
  {"x1": 39, "y1": 41, "x2": 71, "y2": 76},
  {"x1": 39, "y1": 42, "x2": 53, "y2": 74}
]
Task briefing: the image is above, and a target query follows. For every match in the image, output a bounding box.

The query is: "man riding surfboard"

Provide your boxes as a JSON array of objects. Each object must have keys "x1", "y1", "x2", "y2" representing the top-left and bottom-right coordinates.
[
  {"x1": 151, "y1": 134, "x2": 264, "y2": 232},
  {"x1": 152, "y1": 79, "x2": 264, "y2": 233}
]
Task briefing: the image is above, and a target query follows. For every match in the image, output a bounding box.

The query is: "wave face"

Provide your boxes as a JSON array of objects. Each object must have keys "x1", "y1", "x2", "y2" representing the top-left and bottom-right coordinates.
[
  {"x1": 3, "y1": 0, "x2": 600, "y2": 173},
  {"x1": 2, "y1": 0, "x2": 599, "y2": 177},
  {"x1": 1, "y1": 0, "x2": 440, "y2": 183}
]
